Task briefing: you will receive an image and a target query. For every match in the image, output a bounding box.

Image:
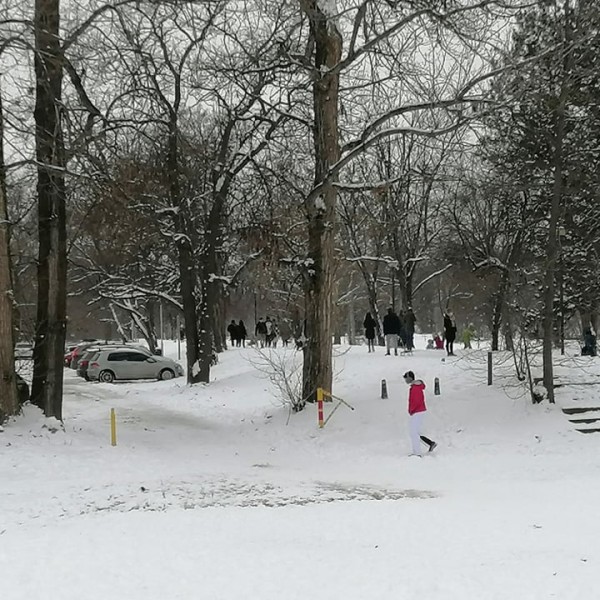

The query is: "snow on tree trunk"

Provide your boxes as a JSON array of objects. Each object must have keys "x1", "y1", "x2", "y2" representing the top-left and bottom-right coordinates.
[
  {"x1": 301, "y1": 0, "x2": 342, "y2": 405},
  {"x1": 0, "y1": 90, "x2": 18, "y2": 420},
  {"x1": 31, "y1": 0, "x2": 67, "y2": 420}
]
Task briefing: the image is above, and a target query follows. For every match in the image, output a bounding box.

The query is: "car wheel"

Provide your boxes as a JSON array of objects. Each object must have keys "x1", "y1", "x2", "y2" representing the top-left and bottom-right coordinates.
[
  {"x1": 98, "y1": 370, "x2": 115, "y2": 383},
  {"x1": 159, "y1": 368, "x2": 175, "y2": 381}
]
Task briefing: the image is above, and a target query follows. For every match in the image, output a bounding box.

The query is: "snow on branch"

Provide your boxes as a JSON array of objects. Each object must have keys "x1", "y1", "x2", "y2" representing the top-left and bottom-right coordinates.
[
  {"x1": 346, "y1": 255, "x2": 399, "y2": 269},
  {"x1": 473, "y1": 257, "x2": 508, "y2": 271},
  {"x1": 333, "y1": 176, "x2": 402, "y2": 193},
  {"x1": 413, "y1": 264, "x2": 453, "y2": 294}
]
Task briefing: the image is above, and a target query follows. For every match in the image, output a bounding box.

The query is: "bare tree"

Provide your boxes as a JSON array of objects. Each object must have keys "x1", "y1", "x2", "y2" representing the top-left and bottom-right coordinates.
[{"x1": 30, "y1": 0, "x2": 67, "y2": 419}]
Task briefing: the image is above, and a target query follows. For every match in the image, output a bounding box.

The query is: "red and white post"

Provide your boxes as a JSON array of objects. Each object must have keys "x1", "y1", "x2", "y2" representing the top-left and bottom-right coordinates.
[{"x1": 317, "y1": 387, "x2": 324, "y2": 428}]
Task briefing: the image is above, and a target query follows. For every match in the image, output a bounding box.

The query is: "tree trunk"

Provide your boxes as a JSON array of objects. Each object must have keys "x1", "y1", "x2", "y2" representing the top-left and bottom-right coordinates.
[
  {"x1": 31, "y1": 0, "x2": 67, "y2": 420},
  {"x1": 347, "y1": 296, "x2": 355, "y2": 345},
  {"x1": 0, "y1": 88, "x2": 18, "y2": 421},
  {"x1": 167, "y1": 116, "x2": 201, "y2": 383},
  {"x1": 541, "y1": 120, "x2": 564, "y2": 403},
  {"x1": 212, "y1": 292, "x2": 226, "y2": 353},
  {"x1": 402, "y1": 267, "x2": 414, "y2": 310},
  {"x1": 301, "y1": 1, "x2": 342, "y2": 405},
  {"x1": 542, "y1": 13, "x2": 571, "y2": 403},
  {"x1": 360, "y1": 269, "x2": 383, "y2": 343},
  {"x1": 197, "y1": 185, "x2": 228, "y2": 382},
  {"x1": 490, "y1": 271, "x2": 508, "y2": 351}
]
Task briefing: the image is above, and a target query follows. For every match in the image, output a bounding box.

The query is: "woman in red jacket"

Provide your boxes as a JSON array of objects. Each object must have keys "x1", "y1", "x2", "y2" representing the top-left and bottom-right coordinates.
[{"x1": 404, "y1": 371, "x2": 437, "y2": 456}]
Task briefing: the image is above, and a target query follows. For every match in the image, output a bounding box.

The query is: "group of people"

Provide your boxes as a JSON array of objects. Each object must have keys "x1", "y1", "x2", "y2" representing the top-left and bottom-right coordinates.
[
  {"x1": 254, "y1": 317, "x2": 295, "y2": 348},
  {"x1": 363, "y1": 307, "x2": 417, "y2": 355},
  {"x1": 254, "y1": 316, "x2": 276, "y2": 347},
  {"x1": 363, "y1": 307, "x2": 467, "y2": 357},
  {"x1": 226, "y1": 320, "x2": 248, "y2": 347}
]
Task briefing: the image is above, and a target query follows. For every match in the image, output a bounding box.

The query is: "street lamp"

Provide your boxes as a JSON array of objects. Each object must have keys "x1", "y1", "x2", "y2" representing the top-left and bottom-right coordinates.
[{"x1": 558, "y1": 225, "x2": 566, "y2": 355}]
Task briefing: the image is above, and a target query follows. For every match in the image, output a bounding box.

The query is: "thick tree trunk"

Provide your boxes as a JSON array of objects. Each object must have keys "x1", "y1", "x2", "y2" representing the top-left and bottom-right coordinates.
[
  {"x1": 0, "y1": 89, "x2": 18, "y2": 421},
  {"x1": 401, "y1": 267, "x2": 414, "y2": 310},
  {"x1": 301, "y1": 1, "x2": 342, "y2": 405},
  {"x1": 31, "y1": 0, "x2": 67, "y2": 419},
  {"x1": 197, "y1": 185, "x2": 228, "y2": 382},
  {"x1": 167, "y1": 117, "x2": 201, "y2": 383}
]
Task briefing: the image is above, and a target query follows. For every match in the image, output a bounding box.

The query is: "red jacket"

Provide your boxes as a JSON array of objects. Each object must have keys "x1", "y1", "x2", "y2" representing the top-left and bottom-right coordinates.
[{"x1": 408, "y1": 381, "x2": 427, "y2": 415}]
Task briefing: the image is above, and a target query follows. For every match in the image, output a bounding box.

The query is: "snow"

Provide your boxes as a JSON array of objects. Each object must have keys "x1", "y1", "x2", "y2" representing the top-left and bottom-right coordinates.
[
  {"x1": 2, "y1": 338, "x2": 600, "y2": 599},
  {"x1": 317, "y1": 0, "x2": 338, "y2": 20}
]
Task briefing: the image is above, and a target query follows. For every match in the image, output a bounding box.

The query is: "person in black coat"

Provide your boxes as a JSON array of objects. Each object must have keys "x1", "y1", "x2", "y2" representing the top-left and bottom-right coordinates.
[
  {"x1": 582, "y1": 327, "x2": 597, "y2": 356},
  {"x1": 382, "y1": 307, "x2": 401, "y2": 356},
  {"x1": 363, "y1": 312, "x2": 377, "y2": 352},
  {"x1": 443, "y1": 310, "x2": 457, "y2": 356},
  {"x1": 404, "y1": 308, "x2": 416, "y2": 350},
  {"x1": 237, "y1": 320, "x2": 247, "y2": 347},
  {"x1": 227, "y1": 320, "x2": 238, "y2": 346}
]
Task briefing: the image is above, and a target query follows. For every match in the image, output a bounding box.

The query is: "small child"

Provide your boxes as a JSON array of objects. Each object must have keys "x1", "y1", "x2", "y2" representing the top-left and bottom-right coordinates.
[
  {"x1": 426, "y1": 338, "x2": 434, "y2": 350},
  {"x1": 404, "y1": 370, "x2": 437, "y2": 456}
]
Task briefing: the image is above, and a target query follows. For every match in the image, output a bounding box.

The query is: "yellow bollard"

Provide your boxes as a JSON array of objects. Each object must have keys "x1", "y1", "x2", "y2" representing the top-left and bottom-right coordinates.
[{"x1": 110, "y1": 408, "x2": 117, "y2": 446}]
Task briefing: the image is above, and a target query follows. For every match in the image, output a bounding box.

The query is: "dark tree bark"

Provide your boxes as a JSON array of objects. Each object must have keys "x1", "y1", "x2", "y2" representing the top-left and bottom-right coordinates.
[
  {"x1": 300, "y1": 1, "x2": 342, "y2": 405},
  {"x1": 542, "y1": 5, "x2": 573, "y2": 404},
  {"x1": 490, "y1": 270, "x2": 510, "y2": 351},
  {"x1": 167, "y1": 114, "x2": 202, "y2": 383},
  {"x1": 196, "y1": 184, "x2": 228, "y2": 382},
  {"x1": 0, "y1": 87, "x2": 19, "y2": 421},
  {"x1": 31, "y1": 0, "x2": 67, "y2": 419},
  {"x1": 541, "y1": 106, "x2": 564, "y2": 404}
]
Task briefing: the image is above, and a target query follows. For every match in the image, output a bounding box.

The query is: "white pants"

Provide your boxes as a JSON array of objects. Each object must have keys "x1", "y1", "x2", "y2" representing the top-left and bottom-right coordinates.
[
  {"x1": 385, "y1": 334, "x2": 398, "y2": 352},
  {"x1": 409, "y1": 412, "x2": 425, "y2": 455}
]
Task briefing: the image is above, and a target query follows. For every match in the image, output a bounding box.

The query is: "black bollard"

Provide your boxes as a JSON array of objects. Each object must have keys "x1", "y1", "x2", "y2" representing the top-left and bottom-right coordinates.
[
  {"x1": 487, "y1": 351, "x2": 493, "y2": 385},
  {"x1": 434, "y1": 377, "x2": 440, "y2": 395},
  {"x1": 381, "y1": 379, "x2": 388, "y2": 399}
]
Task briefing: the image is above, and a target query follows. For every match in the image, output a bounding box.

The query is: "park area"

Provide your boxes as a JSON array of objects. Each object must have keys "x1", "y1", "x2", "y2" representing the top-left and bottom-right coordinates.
[{"x1": 2, "y1": 339, "x2": 600, "y2": 600}]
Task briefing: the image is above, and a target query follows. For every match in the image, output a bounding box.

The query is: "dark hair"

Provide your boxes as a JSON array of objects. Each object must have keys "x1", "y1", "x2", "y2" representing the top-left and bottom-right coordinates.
[{"x1": 403, "y1": 370, "x2": 415, "y2": 381}]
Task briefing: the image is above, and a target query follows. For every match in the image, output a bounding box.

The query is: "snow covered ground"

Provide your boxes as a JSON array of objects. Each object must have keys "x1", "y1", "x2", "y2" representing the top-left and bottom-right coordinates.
[{"x1": 2, "y1": 338, "x2": 600, "y2": 600}]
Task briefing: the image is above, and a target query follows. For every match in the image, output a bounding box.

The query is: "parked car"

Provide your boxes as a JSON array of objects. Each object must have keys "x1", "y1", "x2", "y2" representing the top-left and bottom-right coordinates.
[
  {"x1": 77, "y1": 345, "x2": 151, "y2": 380},
  {"x1": 70, "y1": 340, "x2": 149, "y2": 369},
  {"x1": 14, "y1": 342, "x2": 33, "y2": 360},
  {"x1": 64, "y1": 344, "x2": 79, "y2": 367},
  {"x1": 87, "y1": 348, "x2": 184, "y2": 383},
  {"x1": 69, "y1": 341, "x2": 99, "y2": 369}
]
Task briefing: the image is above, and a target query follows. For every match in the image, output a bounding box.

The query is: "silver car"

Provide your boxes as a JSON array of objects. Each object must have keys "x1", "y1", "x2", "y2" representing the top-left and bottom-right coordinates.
[{"x1": 87, "y1": 348, "x2": 184, "y2": 383}]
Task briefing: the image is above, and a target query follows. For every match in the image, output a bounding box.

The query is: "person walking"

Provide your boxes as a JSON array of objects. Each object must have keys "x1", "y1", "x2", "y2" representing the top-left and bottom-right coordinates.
[
  {"x1": 443, "y1": 310, "x2": 457, "y2": 356},
  {"x1": 403, "y1": 370, "x2": 437, "y2": 456},
  {"x1": 462, "y1": 323, "x2": 475, "y2": 349},
  {"x1": 227, "y1": 319, "x2": 238, "y2": 346},
  {"x1": 582, "y1": 327, "x2": 597, "y2": 356},
  {"x1": 279, "y1": 319, "x2": 292, "y2": 347},
  {"x1": 383, "y1": 307, "x2": 401, "y2": 356},
  {"x1": 363, "y1": 312, "x2": 377, "y2": 352},
  {"x1": 255, "y1": 318, "x2": 267, "y2": 348},
  {"x1": 404, "y1": 307, "x2": 416, "y2": 350},
  {"x1": 237, "y1": 320, "x2": 247, "y2": 347}
]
